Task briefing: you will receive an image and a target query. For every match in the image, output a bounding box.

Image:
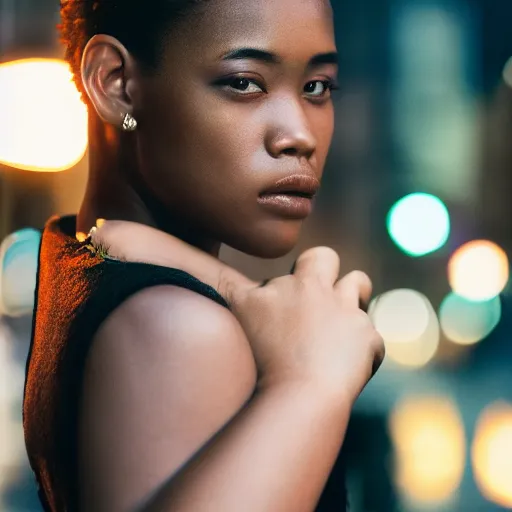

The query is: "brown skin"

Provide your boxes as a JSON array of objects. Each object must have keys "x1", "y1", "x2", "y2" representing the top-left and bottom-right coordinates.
[
  {"x1": 78, "y1": 0, "x2": 337, "y2": 257},
  {"x1": 75, "y1": 1, "x2": 383, "y2": 511}
]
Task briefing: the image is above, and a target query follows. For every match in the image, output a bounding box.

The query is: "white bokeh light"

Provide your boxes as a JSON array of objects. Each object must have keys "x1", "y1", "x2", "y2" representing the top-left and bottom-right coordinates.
[
  {"x1": 369, "y1": 289, "x2": 440, "y2": 367},
  {"x1": 0, "y1": 322, "x2": 26, "y2": 504}
]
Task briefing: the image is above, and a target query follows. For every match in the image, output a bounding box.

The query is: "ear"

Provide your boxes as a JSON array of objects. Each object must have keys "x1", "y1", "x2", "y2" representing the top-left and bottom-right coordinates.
[{"x1": 81, "y1": 35, "x2": 139, "y2": 128}]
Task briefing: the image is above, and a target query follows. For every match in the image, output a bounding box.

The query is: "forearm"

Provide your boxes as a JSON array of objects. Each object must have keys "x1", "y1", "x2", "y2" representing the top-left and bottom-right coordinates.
[{"x1": 144, "y1": 383, "x2": 350, "y2": 512}]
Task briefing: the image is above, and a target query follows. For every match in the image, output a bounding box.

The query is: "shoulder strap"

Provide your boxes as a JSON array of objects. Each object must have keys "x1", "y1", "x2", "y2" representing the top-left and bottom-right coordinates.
[{"x1": 81, "y1": 258, "x2": 229, "y2": 335}]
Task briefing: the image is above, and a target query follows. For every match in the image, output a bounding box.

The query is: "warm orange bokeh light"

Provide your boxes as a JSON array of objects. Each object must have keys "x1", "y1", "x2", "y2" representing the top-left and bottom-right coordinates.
[
  {"x1": 390, "y1": 396, "x2": 466, "y2": 505},
  {"x1": 0, "y1": 58, "x2": 88, "y2": 172},
  {"x1": 448, "y1": 240, "x2": 509, "y2": 301},
  {"x1": 472, "y1": 402, "x2": 512, "y2": 508}
]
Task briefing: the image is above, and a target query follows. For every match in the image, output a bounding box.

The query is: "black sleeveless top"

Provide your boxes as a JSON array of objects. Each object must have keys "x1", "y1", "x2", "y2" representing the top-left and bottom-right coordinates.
[{"x1": 23, "y1": 216, "x2": 347, "y2": 512}]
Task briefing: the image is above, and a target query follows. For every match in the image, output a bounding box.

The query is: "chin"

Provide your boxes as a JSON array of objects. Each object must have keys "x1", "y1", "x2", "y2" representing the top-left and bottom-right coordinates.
[{"x1": 226, "y1": 220, "x2": 303, "y2": 259}]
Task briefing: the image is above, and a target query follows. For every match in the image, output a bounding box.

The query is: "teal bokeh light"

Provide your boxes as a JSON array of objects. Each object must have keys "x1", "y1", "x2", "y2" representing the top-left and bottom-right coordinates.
[
  {"x1": 439, "y1": 293, "x2": 502, "y2": 345},
  {"x1": 0, "y1": 228, "x2": 41, "y2": 317},
  {"x1": 387, "y1": 193, "x2": 450, "y2": 256}
]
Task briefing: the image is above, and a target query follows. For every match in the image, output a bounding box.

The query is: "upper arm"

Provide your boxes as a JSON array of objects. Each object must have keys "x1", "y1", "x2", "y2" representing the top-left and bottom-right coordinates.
[{"x1": 78, "y1": 285, "x2": 257, "y2": 512}]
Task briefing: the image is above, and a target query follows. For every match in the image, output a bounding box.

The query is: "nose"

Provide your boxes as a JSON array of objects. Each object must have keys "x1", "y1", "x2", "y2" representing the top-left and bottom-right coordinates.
[{"x1": 265, "y1": 98, "x2": 317, "y2": 160}]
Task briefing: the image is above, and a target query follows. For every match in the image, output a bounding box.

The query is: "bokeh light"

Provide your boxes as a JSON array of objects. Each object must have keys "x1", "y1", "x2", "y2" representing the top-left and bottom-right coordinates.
[
  {"x1": 0, "y1": 58, "x2": 88, "y2": 171},
  {"x1": 0, "y1": 228, "x2": 41, "y2": 317},
  {"x1": 472, "y1": 402, "x2": 512, "y2": 508},
  {"x1": 448, "y1": 240, "x2": 509, "y2": 301},
  {"x1": 387, "y1": 193, "x2": 450, "y2": 256},
  {"x1": 0, "y1": 322, "x2": 26, "y2": 502},
  {"x1": 369, "y1": 289, "x2": 440, "y2": 367},
  {"x1": 390, "y1": 396, "x2": 466, "y2": 505},
  {"x1": 370, "y1": 289, "x2": 429, "y2": 343},
  {"x1": 503, "y1": 56, "x2": 512, "y2": 89},
  {"x1": 439, "y1": 293, "x2": 502, "y2": 345}
]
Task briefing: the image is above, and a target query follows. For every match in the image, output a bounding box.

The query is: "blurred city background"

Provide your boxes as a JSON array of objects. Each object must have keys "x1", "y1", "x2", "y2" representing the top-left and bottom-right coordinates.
[{"x1": 1, "y1": 0, "x2": 512, "y2": 510}]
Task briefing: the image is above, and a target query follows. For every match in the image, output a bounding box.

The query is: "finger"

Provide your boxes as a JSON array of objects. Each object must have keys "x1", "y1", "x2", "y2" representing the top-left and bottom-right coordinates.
[
  {"x1": 371, "y1": 334, "x2": 386, "y2": 377},
  {"x1": 259, "y1": 278, "x2": 272, "y2": 288},
  {"x1": 292, "y1": 247, "x2": 340, "y2": 286},
  {"x1": 333, "y1": 271, "x2": 372, "y2": 309},
  {"x1": 91, "y1": 221, "x2": 258, "y2": 303}
]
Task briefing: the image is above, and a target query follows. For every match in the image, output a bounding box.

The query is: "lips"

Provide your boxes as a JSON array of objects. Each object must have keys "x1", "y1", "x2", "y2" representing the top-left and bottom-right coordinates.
[
  {"x1": 260, "y1": 174, "x2": 320, "y2": 199},
  {"x1": 257, "y1": 174, "x2": 320, "y2": 219}
]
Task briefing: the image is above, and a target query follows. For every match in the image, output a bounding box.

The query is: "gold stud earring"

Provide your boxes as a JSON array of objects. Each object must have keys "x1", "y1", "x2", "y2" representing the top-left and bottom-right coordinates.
[{"x1": 122, "y1": 113, "x2": 138, "y2": 132}]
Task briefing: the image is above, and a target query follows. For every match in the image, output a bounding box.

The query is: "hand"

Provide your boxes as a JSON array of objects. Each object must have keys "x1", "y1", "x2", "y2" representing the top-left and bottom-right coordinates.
[
  {"x1": 222, "y1": 247, "x2": 385, "y2": 401},
  {"x1": 91, "y1": 221, "x2": 384, "y2": 403}
]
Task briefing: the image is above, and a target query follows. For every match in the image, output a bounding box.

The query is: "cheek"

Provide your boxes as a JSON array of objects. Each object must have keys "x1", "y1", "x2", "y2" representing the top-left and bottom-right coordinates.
[
  {"x1": 140, "y1": 97, "x2": 243, "y2": 182},
  {"x1": 311, "y1": 106, "x2": 335, "y2": 169},
  {"x1": 150, "y1": 92, "x2": 261, "y2": 172},
  {"x1": 137, "y1": 93, "x2": 265, "y2": 228}
]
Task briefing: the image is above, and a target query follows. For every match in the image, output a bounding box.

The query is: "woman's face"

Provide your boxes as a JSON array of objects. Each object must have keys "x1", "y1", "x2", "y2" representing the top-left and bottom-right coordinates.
[{"x1": 136, "y1": 0, "x2": 337, "y2": 258}]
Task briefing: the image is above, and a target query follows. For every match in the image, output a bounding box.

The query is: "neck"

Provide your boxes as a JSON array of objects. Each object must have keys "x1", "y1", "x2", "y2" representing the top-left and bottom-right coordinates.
[{"x1": 77, "y1": 112, "x2": 221, "y2": 257}]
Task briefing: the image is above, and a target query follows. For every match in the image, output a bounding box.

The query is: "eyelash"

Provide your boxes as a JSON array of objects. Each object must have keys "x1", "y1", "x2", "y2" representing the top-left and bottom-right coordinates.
[{"x1": 216, "y1": 76, "x2": 340, "y2": 99}]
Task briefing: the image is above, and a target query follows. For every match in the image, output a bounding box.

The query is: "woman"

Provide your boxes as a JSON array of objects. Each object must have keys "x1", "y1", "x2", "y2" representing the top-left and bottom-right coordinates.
[{"x1": 23, "y1": 0, "x2": 384, "y2": 511}]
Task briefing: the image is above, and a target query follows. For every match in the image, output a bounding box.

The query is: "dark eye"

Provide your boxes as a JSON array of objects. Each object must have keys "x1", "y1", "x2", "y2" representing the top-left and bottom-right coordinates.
[
  {"x1": 304, "y1": 80, "x2": 337, "y2": 98},
  {"x1": 225, "y1": 77, "x2": 264, "y2": 94}
]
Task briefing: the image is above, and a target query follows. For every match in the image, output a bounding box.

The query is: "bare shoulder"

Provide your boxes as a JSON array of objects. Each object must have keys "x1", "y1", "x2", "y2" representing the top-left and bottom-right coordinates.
[
  {"x1": 78, "y1": 285, "x2": 257, "y2": 512},
  {"x1": 95, "y1": 284, "x2": 254, "y2": 365}
]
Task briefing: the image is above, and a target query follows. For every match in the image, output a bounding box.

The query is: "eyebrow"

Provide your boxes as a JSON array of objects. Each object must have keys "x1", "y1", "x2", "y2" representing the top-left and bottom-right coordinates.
[{"x1": 221, "y1": 48, "x2": 339, "y2": 68}]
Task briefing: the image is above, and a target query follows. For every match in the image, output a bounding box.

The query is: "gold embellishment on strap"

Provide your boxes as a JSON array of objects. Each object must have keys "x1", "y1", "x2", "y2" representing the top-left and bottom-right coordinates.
[
  {"x1": 78, "y1": 220, "x2": 120, "y2": 261},
  {"x1": 76, "y1": 232, "x2": 87, "y2": 242}
]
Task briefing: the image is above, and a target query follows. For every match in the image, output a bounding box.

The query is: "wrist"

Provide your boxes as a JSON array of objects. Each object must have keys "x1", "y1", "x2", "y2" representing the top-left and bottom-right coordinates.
[{"x1": 255, "y1": 374, "x2": 357, "y2": 413}]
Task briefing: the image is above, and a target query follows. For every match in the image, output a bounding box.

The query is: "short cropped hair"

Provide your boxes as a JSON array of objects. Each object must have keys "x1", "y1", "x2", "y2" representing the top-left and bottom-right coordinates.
[{"x1": 59, "y1": 0, "x2": 206, "y2": 99}]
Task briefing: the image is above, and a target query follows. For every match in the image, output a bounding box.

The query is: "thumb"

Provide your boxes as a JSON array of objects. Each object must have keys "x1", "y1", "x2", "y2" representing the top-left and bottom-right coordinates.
[{"x1": 90, "y1": 220, "x2": 258, "y2": 305}]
